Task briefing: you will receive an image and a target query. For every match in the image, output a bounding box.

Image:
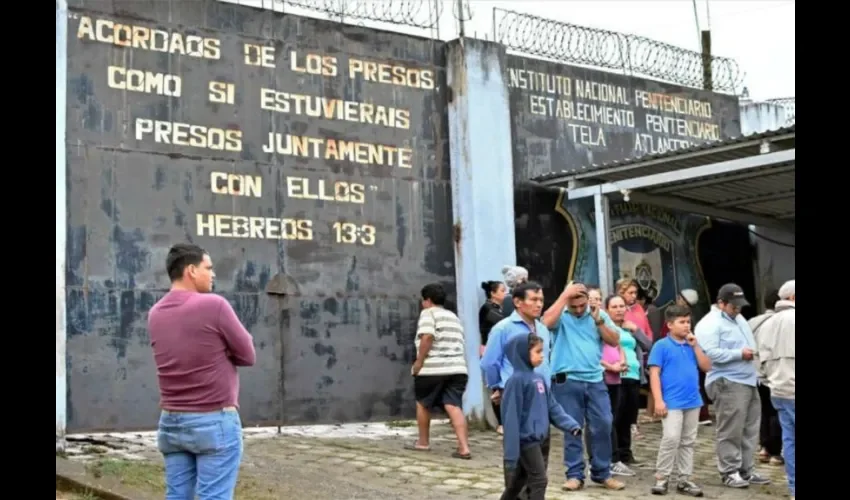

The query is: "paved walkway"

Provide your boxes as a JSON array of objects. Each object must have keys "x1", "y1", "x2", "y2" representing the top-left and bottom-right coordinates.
[{"x1": 66, "y1": 420, "x2": 790, "y2": 499}]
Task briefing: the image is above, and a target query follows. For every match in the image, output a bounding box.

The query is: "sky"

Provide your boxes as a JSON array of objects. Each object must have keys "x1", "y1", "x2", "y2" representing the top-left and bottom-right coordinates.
[{"x1": 227, "y1": 0, "x2": 795, "y2": 101}]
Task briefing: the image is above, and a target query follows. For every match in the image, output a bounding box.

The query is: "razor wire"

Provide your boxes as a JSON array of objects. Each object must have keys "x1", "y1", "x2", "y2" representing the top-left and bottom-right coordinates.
[
  {"x1": 279, "y1": 0, "x2": 445, "y2": 29},
  {"x1": 493, "y1": 8, "x2": 744, "y2": 94},
  {"x1": 766, "y1": 97, "x2": 795, "y2": 125}
]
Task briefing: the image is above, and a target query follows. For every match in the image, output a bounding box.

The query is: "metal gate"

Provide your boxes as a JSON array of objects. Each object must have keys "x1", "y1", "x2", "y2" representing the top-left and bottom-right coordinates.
[{"x1": 64, "y1": 0, "x2": 454, "y2": 432}]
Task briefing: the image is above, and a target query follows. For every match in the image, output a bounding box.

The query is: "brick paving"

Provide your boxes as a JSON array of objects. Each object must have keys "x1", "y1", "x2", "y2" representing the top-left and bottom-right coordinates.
[
  {"x1": 66, "y1": 419, "x2": 791, "y2": 499},
  {"x1": 245, "y1": 420, "x2": 790, "y2": 499}
]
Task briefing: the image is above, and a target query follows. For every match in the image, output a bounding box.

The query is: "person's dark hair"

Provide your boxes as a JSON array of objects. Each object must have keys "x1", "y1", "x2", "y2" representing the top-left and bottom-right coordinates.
[
  {"x1": 166, "y1": 243, "x2": 206, "y2": 281},
  {"x1": 421, "y1": 283, "x2": 447, "y2": 306},
  {"x1": 764, "y1": 289, "x2": 780, "y2": 310},
  {"x1": 512, "y1": 281, "x2": 543, "y2": 300},
  {"x1": 665, "y1": 304, "x2": 692, "y2": 322},
  {"x1": 604, "y1": 294, "x2": 625, "y2": 309},
  {"x1": 528, "y1": 334, "x2": 544, "y2": 349},
  {"x1": 481, "y1": 280, "x2": 502, "y2": 299}
]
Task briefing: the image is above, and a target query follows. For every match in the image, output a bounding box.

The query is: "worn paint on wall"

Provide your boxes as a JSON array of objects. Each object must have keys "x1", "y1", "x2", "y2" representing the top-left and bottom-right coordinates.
[
  {"x1": 64, "y1": 0, "x2": 453, "y2": 432},
  {"x1": 446, "y1": 39, "x2": 517, "y2": 421},
  {"x1": 507, "y1": 55, "x2": 741, "y2": 181}
]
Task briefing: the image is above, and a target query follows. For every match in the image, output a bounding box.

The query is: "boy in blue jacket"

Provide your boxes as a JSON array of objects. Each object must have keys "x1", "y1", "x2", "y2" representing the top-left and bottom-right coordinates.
[{"x1": 501, "y1": 333, "x2": 582, "y2": 500}]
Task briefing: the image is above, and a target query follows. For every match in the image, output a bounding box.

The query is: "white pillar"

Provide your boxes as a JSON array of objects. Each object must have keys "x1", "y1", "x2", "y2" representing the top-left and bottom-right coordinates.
[
  {"x1": 594, "y1": 192, "x2": 612, "y2": 296},
  {"x1": 56, "y1": 0, "x2": 68, "y2": 452}
]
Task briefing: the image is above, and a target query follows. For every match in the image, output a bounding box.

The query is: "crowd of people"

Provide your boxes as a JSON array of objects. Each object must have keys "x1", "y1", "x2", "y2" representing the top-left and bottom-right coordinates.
[
  {"x1": 144, "y1": 243, "x2": 794, "y2": 500},
  {"x1": 411, "y1": 266, "x2": 795, "y2": 499}
]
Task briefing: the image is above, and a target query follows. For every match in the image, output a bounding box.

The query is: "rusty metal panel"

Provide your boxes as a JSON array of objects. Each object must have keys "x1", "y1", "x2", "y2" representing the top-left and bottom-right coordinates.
[
  {"x1": 507, "y1": 54, "x2": 742, "y2": 182},
  {"x1": 65, "y1": 0, "x2": 453, "y2": 432}
]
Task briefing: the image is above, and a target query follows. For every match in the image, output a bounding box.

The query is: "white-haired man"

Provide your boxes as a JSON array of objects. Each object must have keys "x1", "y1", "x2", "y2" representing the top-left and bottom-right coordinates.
[
  {"x1": 500, "y1": 265, "x2": 529, "y2": 317},
  {"x1": 754, "y1": 280, "x2": 795, "y2": 500}
]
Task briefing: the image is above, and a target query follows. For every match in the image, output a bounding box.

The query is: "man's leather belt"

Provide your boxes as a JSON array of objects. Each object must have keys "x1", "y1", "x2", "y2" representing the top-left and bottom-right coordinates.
[{"x1": 162, "y1": 406, "x2": 237, "y2": 414}]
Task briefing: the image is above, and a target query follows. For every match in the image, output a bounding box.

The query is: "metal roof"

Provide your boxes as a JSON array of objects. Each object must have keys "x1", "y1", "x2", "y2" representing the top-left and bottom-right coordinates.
[{"x1": 533, "y1": 126, "x2": 795, "y2": 231}]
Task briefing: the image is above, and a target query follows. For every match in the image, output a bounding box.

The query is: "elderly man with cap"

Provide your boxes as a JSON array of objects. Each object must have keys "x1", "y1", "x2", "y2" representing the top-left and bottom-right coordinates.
[
  {"x1": 754, "y1": 280, "x2": 795, "y2": 500},
  {"x1": 694, "y1": 284, "x2": 770, "y2": 489},
  {"x1": 500, "y1": 265, "x2": 529, "y2": 317}
]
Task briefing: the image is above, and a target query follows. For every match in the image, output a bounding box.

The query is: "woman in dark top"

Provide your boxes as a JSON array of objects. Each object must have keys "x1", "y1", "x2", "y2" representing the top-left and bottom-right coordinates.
[
  {"x1": 479, "y1": 281, "x2": 507, "y2": 353},
  {"x1": 479, "y1": 280, "x2": 507, "y2": 434}
]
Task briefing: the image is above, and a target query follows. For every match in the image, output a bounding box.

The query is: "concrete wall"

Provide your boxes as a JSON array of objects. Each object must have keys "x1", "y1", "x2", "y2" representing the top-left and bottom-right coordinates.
[
  {"x1": 740, "y1": 101, "x2": 789, "y2": 134},
  {"x1": 739, "y1": 99, "x2": 795, "y2": 307},
  {"x1": 56, "y1": 0, "x2": 69, "y2": 451},
  {"x1": 446, "y1": 39, "x2": 517, "y2": 421},
  {"x1": 63, "y1": 0, "x2": 455, "y2": 432},
  {"x1": 57, "y1": 0, "x2": 754, "y2": 436}
]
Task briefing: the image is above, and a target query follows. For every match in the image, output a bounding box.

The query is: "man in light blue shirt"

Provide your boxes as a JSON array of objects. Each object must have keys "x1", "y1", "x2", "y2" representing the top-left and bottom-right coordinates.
[
  {"x1": 482, "y1": 282, "x2": 551, "y2": 395},
  {"x1": 481, "y1": 281, "x2": 553, "y2": 499},
  {"x1": 542, "y1": 282, "x2": 624, "y2": 492},
  {"x1": 695, "y1": 283, "x2": 770, "y2": 489}
]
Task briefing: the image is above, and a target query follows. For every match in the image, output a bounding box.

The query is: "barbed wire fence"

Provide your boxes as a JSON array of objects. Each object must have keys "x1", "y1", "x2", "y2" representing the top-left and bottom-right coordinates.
[
  {"x1": 220, "y1": 1, "x2": 747, "y2": 95},
  {"x1": 766, "y1": 98, "x2": 795, "y2": 125},
  {"x1": 491, "y1": 8, "x2": 745, "y2": 95},
  {"x1": 220, "y1": 0, "x2": 473, "y2": 39}
]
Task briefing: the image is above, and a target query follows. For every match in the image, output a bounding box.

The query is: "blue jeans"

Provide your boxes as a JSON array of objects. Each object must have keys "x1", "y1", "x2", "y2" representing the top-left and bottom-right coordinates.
[
  {"x1": 553, "y1": 379, "x2": 613, "y2": 482},
  {"x1": 771, "y1": 397, "x2": 795, "y2": 497},
  {"x1": 157, "y1": 409, "x2": 244, "y2": 500}
]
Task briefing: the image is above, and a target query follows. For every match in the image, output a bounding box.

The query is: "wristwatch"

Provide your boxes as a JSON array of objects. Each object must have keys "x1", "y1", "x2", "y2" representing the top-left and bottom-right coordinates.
[{"x1": 594, "y1": 318, "x2": 604, "y2": 326}]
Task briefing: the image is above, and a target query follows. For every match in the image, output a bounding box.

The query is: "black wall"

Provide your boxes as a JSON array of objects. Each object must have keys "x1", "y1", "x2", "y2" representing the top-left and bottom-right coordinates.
[{"x1": 65, "y1": 0, "x2": 453, "y2": 431}]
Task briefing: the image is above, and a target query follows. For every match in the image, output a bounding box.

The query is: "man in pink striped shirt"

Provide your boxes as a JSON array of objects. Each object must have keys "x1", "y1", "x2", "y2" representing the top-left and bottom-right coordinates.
[{"x1": 148, "y1": 243, "x2": 256, "y2": 500}]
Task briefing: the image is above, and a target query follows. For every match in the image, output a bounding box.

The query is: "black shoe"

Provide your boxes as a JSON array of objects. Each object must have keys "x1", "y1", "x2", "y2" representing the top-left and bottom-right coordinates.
[
  {"x1": 741, "y1": 472, "x2": 771, "y2": 485},
  {"x1": 650, "y1": 478, "x2": 668, "y2": 495}
]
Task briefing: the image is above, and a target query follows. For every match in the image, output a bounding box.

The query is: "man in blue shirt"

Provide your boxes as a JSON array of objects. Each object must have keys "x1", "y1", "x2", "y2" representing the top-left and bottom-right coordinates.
[
  {"x1": 541, "y1": 282, "x2": 624, "y2": 492},
  {"x1": 481, "y1": 281, "x2": 551, "y2": 497},
  {"x1": 695, "y1": 284, "x2": 771, "y2": 489},
  {"x1": 482, "y1": 282, "x2": 552, "y2": 407}
]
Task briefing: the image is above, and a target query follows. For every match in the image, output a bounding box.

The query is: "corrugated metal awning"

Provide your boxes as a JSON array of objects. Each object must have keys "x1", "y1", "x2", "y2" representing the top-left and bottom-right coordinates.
[{"x1": 532, "y1": 126, "x2": 795, "y2": 231}]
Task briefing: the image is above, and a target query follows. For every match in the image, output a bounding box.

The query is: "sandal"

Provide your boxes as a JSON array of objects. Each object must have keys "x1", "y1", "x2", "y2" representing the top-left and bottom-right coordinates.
[
  {"x1": 451, "y1": 451, "x2": 472, "y2": 460},
  {"x1": 404, "y1": 442, "x2": 431, "y2": 452}
]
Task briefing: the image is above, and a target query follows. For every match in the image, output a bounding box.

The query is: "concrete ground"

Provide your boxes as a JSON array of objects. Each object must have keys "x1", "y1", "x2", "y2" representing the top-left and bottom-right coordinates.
[{"x1": 62, "y1": 419, "x2": 791, "y2": 499}]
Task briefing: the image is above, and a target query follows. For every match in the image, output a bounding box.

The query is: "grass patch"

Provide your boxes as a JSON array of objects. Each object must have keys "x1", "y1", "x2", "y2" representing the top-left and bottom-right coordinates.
[
  {"x1": 87, "y1": 459, "x2": 164, "y2": 491},
  {"x1": 86, "y1": 458, "x2": 278, "y2": 500},
  {"x1": 385, "y1": 419, "x2": 417, "y2": 428},
  {"x1": 56, "y1": 491, "x2": 99, "y2": 500}
]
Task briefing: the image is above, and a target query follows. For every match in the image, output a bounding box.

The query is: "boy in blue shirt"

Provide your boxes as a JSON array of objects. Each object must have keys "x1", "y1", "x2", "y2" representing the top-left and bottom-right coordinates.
[
  {"x1": 500, "y1": 334, "x2": 582, "y2": 500},
  {"x1": 647, "y1": 305, "x2": 712, "y2": 497}
]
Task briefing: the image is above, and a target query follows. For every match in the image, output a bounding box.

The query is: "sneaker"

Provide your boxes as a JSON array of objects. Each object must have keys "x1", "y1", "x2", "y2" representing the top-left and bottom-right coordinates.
[
  {"x1": 562, "y1": 478, "x2": 584, "y2": 491},
  {"x1": 650, "y1": 478, "x2": 668, "y2": 495},
  {"x1": 621, "y1": 456, "x2": 643, "y2": 466},
  {"x1": 611, "y1": 461, "x2": 636, "y2": 477},
  {"x1": 741, "y1": 472, "x2": 771, "y2": 485},
  {"x1": 769, "y1": 456, "x2": 785, "y2": 466},
  {"x1": 722, "y1": 472, "x2": 750, "y2": 488},
  {"x1": 676, "y1": 480, "x2": 704, "y2": 497}
]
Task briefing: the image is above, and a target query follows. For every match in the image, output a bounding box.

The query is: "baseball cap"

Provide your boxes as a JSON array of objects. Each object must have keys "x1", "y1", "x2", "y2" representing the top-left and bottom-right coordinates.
[{"x1": 717, "y1": 283, "x2": 749, "y2": 308}]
